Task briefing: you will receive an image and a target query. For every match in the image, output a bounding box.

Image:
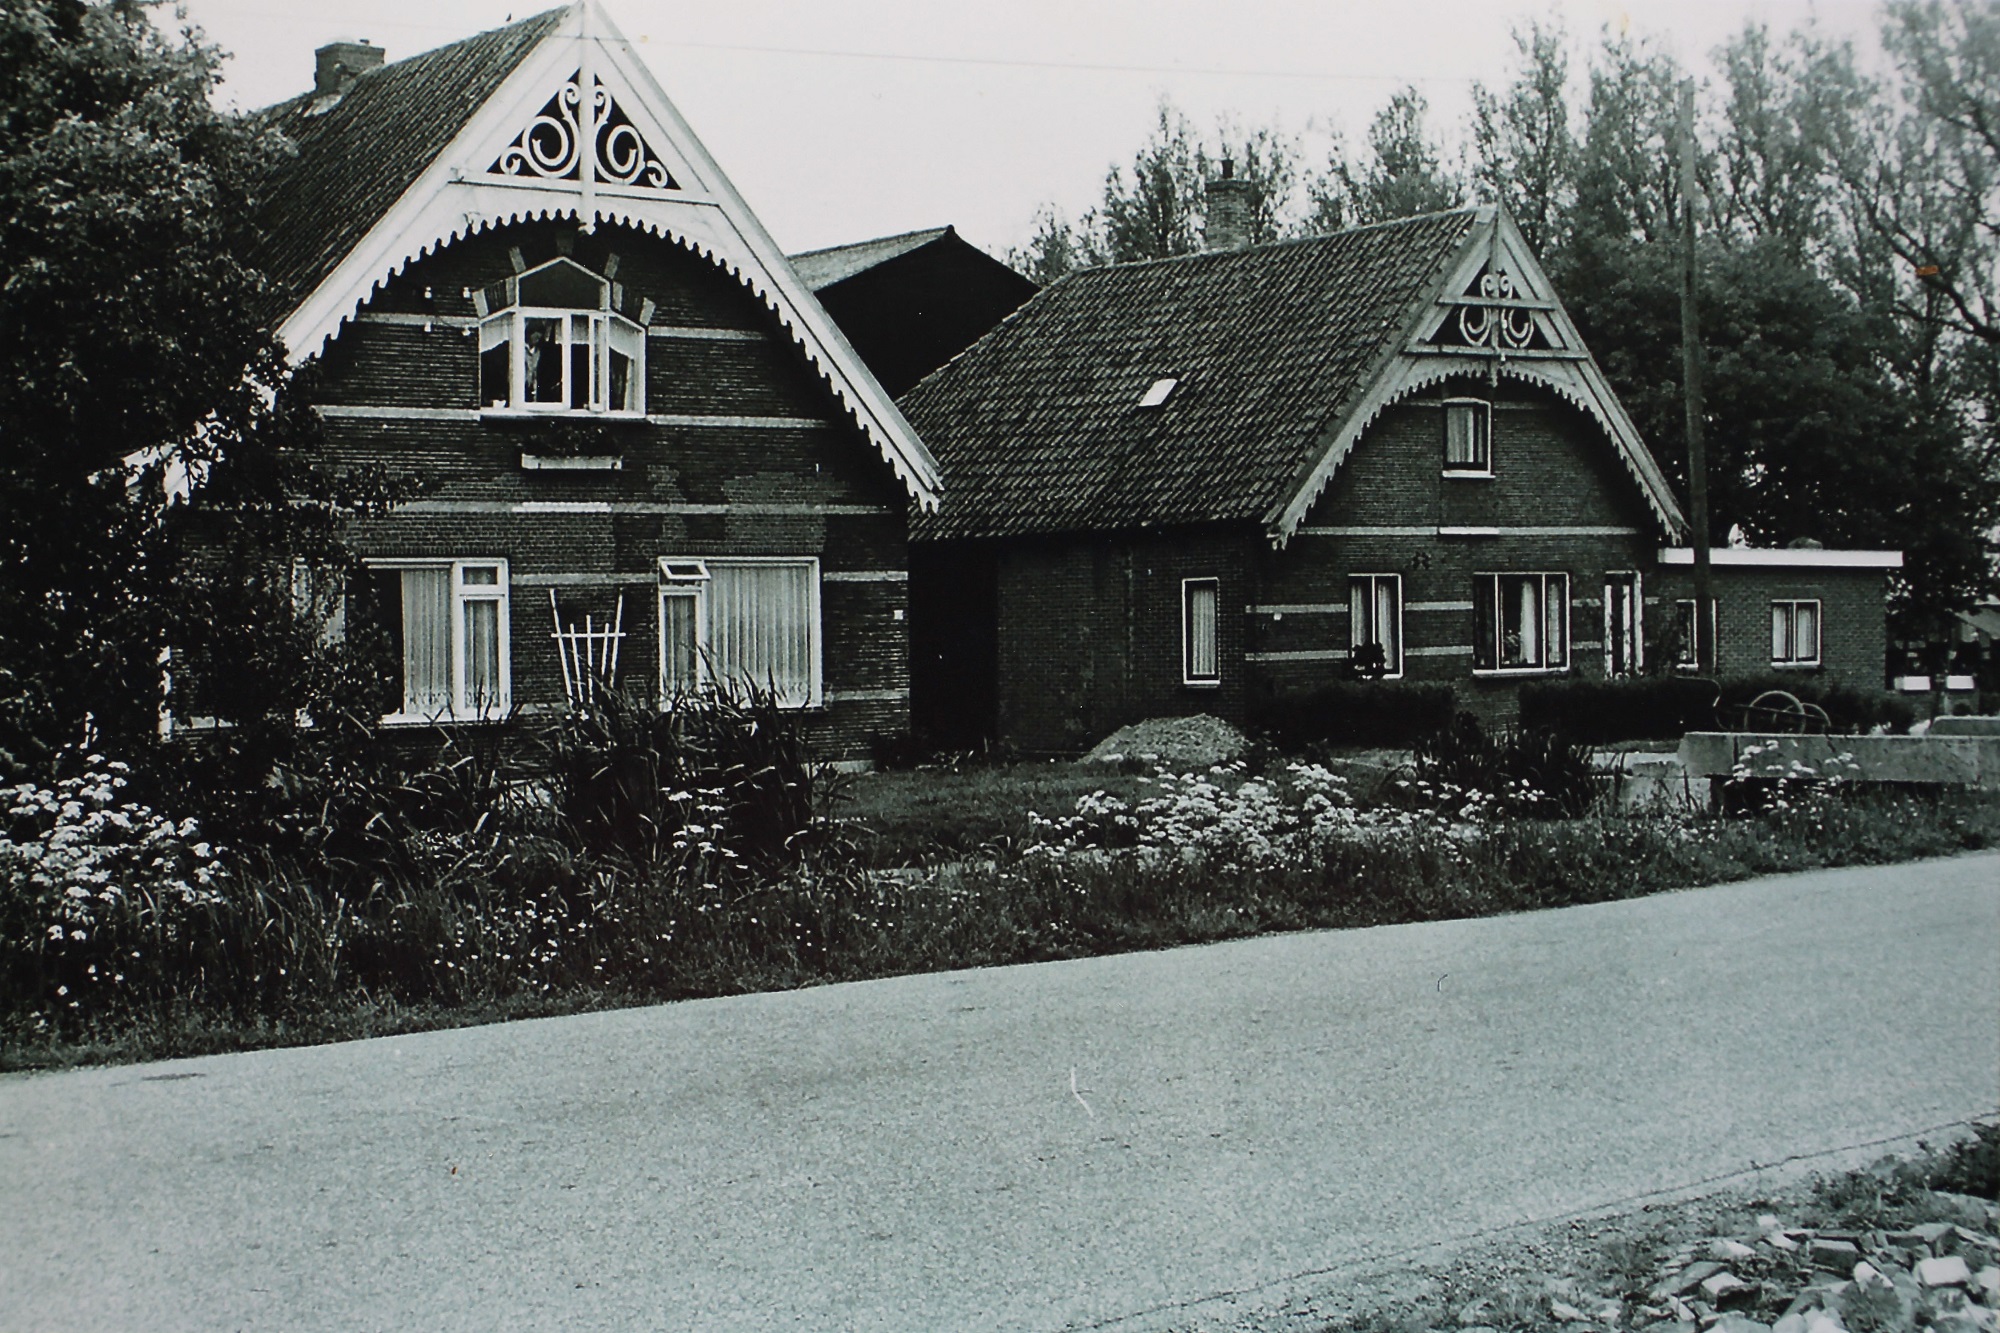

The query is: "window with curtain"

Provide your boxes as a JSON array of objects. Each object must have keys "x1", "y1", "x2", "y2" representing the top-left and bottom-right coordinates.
[
  {"x1": 1182, "y1": 578, "x2": 1220, "y2": 684},
  {"x1": 1604, "y1": 573, "x2": 1642, "y2": 677},
  {"x1": 1443, "y1": 398, "x2": 1492, "y2": 473},
  {"x1": 476, "y1": 258, "x2": 644, "y2": 414},
  {"x1": 1473, "y1": 572, "x2": 1568, "y2": 671},
  {"x1": 1771, "y1": 600, "x2": 1820, "y2": 666},
  {"x1": 366, "y1": 560, "x2": 510, "y2": 721},
  {"x1": 1348, "y1": 574, "x2": 1402, "y2": 678},
  {"x1": 658, "y1": 558, "x2": 820, "y2": 708},
  {"x1": 1672, "y1": 598, "x2": 1719, "y2": 670}
]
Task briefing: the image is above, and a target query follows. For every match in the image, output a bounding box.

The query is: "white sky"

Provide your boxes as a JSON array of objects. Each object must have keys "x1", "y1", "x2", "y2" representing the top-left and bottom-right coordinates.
[{"x1": 176, "y1": 0, "x2": 1882, "y2": 258}]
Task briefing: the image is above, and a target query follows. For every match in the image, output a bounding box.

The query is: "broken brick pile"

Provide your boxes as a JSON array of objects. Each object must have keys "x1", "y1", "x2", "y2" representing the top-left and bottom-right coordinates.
[{"x1": 1538, "y1": 1208, "x2": 2000, "y2": 1333}]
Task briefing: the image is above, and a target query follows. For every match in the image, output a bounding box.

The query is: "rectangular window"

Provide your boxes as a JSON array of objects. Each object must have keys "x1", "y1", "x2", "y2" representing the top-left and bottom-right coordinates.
[
  {"x1": 366, "y1": 559, "x2": 510, "y2": 721},
  {"x1": 1672, "y1": 598, "x2": 1719, "y2": 670},
  {"x1": 1444, "y1": 398, "x2": 1492, "y2": 473},
  {"x1": 1771, "y1": 599, "x2": 1821, "y2": 667},
  {"x1": 1183, "y1": 578, "x2": 1220, "y2": 685},
  {"x1": 658, "y1": 558, "x2": 820, "y2": 708},
  {"x1": 1604, "y1": 572, "x2": 1642, "y2": 677},
  {"x1": 1473, "y1": 572, "x2": 1569, "y2": 672},
  {"x1": 1348, "y1": 574, "x2": 1403, "y2": 678}
]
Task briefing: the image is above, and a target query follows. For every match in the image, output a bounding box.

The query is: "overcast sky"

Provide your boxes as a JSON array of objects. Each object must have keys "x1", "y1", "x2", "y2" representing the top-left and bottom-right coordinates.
[{"x1": 176, "y1": 0, "x2": 1882, "y2": 258}]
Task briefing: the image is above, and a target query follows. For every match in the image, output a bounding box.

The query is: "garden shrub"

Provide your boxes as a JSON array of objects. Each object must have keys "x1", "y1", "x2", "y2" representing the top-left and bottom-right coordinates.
[
  {"x1": 1251, "y1": 680, "x2": 1457, "y2": 751},
  {"x1": 1409, "y1": 712, "x2": 1598, "y2": 817},
  {"x1": 1520, "y1": 675, "x2": 1916, "y2": 742}
]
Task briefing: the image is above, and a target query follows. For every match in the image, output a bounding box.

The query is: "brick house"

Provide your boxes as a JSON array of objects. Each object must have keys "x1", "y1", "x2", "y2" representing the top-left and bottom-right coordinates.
[
  {"x1": 246, "y1": 5, "x2": 939, "y2": 759},
  {"x1": 901, "y1": 202, "x2": 1899, "y2": 753}
]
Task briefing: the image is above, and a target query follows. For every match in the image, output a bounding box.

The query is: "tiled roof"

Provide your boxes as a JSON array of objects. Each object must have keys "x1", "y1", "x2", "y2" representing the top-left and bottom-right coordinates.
[
  {"x1": 902, "y1": 208, "x2": 1483, "y2": 542},
  {"x1": 247, "y1": 7, "x2": 568, "y2": 322},
  {"x1": 789, "y1": 226, "x2": 952, "y2": 290}
]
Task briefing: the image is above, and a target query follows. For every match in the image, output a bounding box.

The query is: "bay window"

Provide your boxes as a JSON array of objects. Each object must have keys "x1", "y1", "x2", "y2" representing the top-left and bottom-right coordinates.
[
  {"x1": 659, "y1": 557, "x2": 821, "y2": 708},
  {"x1": 366, "y1": 559, "x2": 511, "y2": 721},
  {"x1": 477, "y1": 258, "x2": 644, "y2": 414},
  {"x1": 1473, "y1": 572, "x2": 1568, "y2": 672},
  {"x1": 1348, "y1": 574, "x2": 1402, "y2": 678}
]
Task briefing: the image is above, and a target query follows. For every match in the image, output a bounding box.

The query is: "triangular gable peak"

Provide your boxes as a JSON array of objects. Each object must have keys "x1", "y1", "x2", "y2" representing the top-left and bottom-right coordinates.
[
  {"x1": 1266, "y1": 207, "x2": 1686, "y2": 545},
  {"x1": 274, "y1": 2, "x2": 940, "y2": 509}
]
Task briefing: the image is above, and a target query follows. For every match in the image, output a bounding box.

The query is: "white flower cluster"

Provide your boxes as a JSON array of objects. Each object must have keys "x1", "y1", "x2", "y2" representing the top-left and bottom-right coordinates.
[
  {"x1": 0, "y1": 757, "x2": 224, "y2": 947},
  {"x1": 1025, "y1": 762, "x2": 1488, "y2": 873}
]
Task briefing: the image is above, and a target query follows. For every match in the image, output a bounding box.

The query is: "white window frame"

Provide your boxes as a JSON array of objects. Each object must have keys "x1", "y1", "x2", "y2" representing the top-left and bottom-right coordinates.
[
  {"x1": 364, "y1": 557, "x2": 512, "y2": 723},
  {"x1": 1348, "y1": 573, "x2": 1404, "y2": 679},
  {"x1": 1603, "y1": 571, "x2": 1643, "y2": 677},
  {"x1": 658, "y1": 556, "x2": 823, "y2": 709},
  {"x1": 1672, "y1": 597, "x2": 1719, "y2": 671},
  {"x1": 1443, "y1": 397, "x2": 1493, "y2": 476},
  {"x1": 1472, "y1": 571, "x2": 1570, "y2": 674},
  {"x1": 1182, "y1": 577, "x2": 1221, "y2": 686},
  {"x1": 478, "y1": 258, "x2": 645, "y2": 416},
  {"x1": 1770, "y1": 599, "x2": 1822, "y2": 668}
]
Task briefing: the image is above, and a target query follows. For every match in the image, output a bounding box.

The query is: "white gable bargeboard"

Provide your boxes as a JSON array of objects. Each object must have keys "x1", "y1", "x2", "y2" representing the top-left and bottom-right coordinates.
[
  {"x1": 276, "y1": 1, "x2": 940, "y2": 509},
  {"x1": 1267, "y1": 207, "x2": 1686, "y2": 545}
]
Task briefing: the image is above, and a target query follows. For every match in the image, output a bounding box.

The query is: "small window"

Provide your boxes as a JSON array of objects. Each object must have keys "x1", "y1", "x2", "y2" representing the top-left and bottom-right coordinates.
[
  {"x1": 1473, "y1": 572, "x2": 1568, "y2": 672},
  {"x1": 1348, "y1": 574, "x2": 1402, "y2": 678},
  {"x1": 1771, "y1": 599, "x2": 1821, "y2": 667},
  {"x1": 659, "y1": 557, "x2": 820, "y2": 708},
  {"x1": 1672, "y1": 598, "x2": 1719, "y2": 671},
  {"x1": 478, "y1": 258, "x2": 645, "y2": 414},
  {"x1": 1604, "y1": 572, "x2": 1643, "y2": 677},
  {"x1": 1183, "y1": 578, "x2": 1220, "y2": 685},
  {"x1": 1444, "y1": 398, "x2": 1492, "y2": 473},
  {"x1": 364, "y1": 559, "x2": 511, "y2": 721},
  {"x1": 1139, "y1": 377, "x2": 1179, "y2": 409}
]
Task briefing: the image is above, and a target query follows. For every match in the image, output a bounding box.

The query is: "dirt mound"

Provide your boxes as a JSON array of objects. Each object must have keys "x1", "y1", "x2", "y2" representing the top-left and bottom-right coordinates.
[{"x1": 1082, "y1": 715, "x2": 1249, "y2": 770}]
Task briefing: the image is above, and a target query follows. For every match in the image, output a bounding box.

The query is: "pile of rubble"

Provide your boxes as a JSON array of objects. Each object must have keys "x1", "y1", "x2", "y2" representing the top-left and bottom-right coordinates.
[{"x1": 1517, "y1": 1207, "x2": 2000, "y2": 1333}]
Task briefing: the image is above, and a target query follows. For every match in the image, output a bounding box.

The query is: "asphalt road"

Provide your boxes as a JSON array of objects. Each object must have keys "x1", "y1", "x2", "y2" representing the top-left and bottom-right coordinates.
[{"x1": 3, "y1": 855, "x2": 1997, "y2": 1333}]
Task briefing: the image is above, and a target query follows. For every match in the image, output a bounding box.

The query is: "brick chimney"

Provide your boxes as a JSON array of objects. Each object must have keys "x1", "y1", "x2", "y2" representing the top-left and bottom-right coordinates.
[
  {"x1": 314, "y1": 40, "x2": 385, "y2": 98},
  {"x1": 1204, "y1": 159, "x2": 1256, "y2": 251}
]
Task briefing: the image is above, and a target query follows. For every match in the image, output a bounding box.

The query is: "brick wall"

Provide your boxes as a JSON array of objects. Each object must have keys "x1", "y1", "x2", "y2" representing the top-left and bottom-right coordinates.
[
  {"x1": 1649, "y1": 564, "x2": 1890, "y2": 689},
  {"x1": 1256, "y1": 375, "x2": 1667, "y2": 726},
  {"x1": 989, "y1": 529, "x2": 1252, "y2": 755},
  {"x1": 311, "y1": 218, "x2": 914, "y2": 758}
]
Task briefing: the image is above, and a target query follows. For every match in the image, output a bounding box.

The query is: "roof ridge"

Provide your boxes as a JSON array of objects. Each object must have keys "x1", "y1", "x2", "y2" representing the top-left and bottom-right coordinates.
[
  {"x1": 1064, "y1": 205, "x2": 1485, "y2": 280},
  {"x1": 250, "y1": 4, "x2": 570, "y2": 115},
  {"x1": 790, "y1": 225, "x2": 953, "y2": 262}
]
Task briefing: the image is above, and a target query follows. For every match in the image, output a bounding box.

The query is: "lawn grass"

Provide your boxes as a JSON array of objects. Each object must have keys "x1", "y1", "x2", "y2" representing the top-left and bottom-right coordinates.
[{"x1": 832, "y1": 761, "x2": 1154, "y2": 863}]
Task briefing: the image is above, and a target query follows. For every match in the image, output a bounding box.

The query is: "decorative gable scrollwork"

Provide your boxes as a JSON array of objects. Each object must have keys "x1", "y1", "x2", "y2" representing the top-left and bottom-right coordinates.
[
  {"x1": 490, "y1": 72, "x2": 678, "y2": 190},
  {"x1": 1455, "y1": 271, "x2": 1537, "y2": 350}
]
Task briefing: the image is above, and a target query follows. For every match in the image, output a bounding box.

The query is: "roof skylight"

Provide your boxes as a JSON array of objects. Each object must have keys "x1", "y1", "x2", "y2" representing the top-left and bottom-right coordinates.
[{"x1": 1138, "y1": 377, "x2": 1179, "y2": 408}]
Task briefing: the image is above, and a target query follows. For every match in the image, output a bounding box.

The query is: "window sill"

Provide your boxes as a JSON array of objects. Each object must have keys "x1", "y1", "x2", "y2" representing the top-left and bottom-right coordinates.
[
  {"x1": 380, "y1": 711, "x2": 510, "y2": 727},
  {"x1": 1442, "y1": 469, "x2": 1495, "y2": 481},
  {"x1": 521, "y1": 453, "x2": 623, "y2": 471},
  {"x1": 480, "y1": 407, "x2": 647, "y2": 424},
  {"x1": 1182, "y1": 679, "x2": 1222, "y2": 690},
  {"x1": 1471, "y1": 666, "x2": 1571, "y2": 678},
  {"x1": 1770, "y1": 661, "x2": 1822, "y2": 671}
]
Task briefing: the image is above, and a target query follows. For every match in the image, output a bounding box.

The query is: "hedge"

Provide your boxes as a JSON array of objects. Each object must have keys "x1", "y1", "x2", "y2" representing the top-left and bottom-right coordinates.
[
  {"x1": 1518, "y1": 675, "x2": 1915, "y2": 743},
  {"x1": 1251, "y1": 681, "x2": 1457, "y2": 750}
]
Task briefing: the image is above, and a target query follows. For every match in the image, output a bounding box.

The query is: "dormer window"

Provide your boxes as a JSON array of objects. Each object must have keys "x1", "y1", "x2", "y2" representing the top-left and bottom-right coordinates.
[
  {"x1": 478, "y1": 258, "x2": 645, "y2": 414},
  {"x1": 1443, "y1": 398, "x2": 1491, "y2": 474}
]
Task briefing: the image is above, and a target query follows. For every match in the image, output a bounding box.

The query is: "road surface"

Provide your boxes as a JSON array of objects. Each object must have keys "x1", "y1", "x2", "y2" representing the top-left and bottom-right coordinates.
[{"x1": 3, "y1": 854, "x2": 1997, "y2": 1331}]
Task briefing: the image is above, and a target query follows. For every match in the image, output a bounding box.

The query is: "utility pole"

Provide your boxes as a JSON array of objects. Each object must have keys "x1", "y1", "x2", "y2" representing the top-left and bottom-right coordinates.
[{"x1": 1677, "y1": 79, "x2": 1714, "y2": 674}]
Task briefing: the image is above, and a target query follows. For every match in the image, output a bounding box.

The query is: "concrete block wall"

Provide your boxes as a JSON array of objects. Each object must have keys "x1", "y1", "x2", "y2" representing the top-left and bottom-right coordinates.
[{"x1": 312, "y1": 218, "x2": 914, "y2": 758}]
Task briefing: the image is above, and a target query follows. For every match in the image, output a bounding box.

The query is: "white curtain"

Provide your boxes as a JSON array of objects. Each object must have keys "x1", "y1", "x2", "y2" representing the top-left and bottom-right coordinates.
[
  {"x1": 1795, "y1": 602, "x2": 1818, "y2": 661},
  {"x1": 463, "y1": 597, "x2": 500, "y2": 712},
  {"x1": 660, "y1": 590, "x2": 699, "y2": 697},
  {"x1": 1187, "y1": 582, "x2": 1218, "y2": 678},
  {"x1": 708, "y1": 563, "x2": 814, "y2": 706},
  {"x1": 401, "y1": 568, "x2": 451, "y2": 716}
]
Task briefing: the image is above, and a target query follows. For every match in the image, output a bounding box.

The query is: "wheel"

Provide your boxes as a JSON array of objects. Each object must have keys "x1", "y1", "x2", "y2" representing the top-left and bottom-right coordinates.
[{"x1": 1742, "y1": 689, "x2": 1814, "y2": 733}]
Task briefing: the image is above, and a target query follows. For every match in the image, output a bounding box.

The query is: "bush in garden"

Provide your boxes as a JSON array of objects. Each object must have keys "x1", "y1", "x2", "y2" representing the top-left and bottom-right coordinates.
[
  {"x1": 1250, "y1": 680, "x2": 1458, "y2": 751},
  {"x1": 1517, "y1": 677, "x2": 1721, "y2": 742},
  {"x1": 0, "y1": 755, "x2": 224, "y2": 1026},
  {"x1": 1410, "y1": 712, "x2": 1598, "y2": 817}
]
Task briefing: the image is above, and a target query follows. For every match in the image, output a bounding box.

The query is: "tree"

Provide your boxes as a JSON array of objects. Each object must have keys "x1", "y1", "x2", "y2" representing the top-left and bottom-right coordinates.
[
  {"x1": 0, "y1": 1, "x2": 374, "y2": 778},
  {"x1": 1309, "y1": 87, "x2": 1463, "y2": 230},
  {"x1": 1574, "y1": 32, "x2": 1686, "y2": 246},
  {"x1": 1471, "y1": 18, "x2": 1578, "y2": 253}
]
